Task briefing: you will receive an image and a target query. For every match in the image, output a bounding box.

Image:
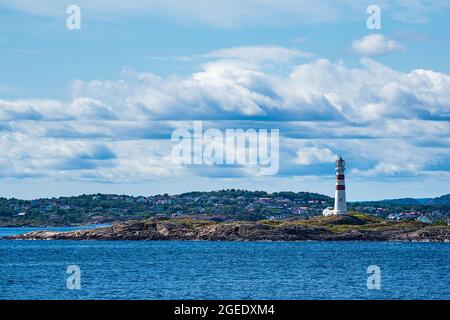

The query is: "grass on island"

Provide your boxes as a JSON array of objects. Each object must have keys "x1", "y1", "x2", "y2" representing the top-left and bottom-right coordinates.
[
  {"x1": 258, "y1": 212, "x2": 430, "y2": 234},
  {"x1": 139, "y1": 212, "x2": 439, "y2": 235}
]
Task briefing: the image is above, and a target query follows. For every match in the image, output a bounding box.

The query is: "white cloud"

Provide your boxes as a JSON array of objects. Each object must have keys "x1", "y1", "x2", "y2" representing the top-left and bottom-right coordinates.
[
  {"x1": 68, "y1": 97, "x2": 118, "y2": 120},
  {"x1": 203, "y1": 46, "x2": 313, "y2": 64},
  {"x1": 352, "y1": 162, "x2": 421, "y2": 177},
  {"x1": 65, "y1": 55, "x2": 450, "y2": 122},
  {"x1": 1, "y1": 45, "x2": 450, "y2": 183},
  {"x1": 295, "y1": 147, "x2": 337, "y2": 165},
  {"x1": 0, "y1": 130, "x2": 182, "y2": 182},
  {"x1": 352, "y1": 34, "x2": 402, "y2": 56},
  {"x1": 0, "y1": 99, "x2": 66, "y2": 121}
]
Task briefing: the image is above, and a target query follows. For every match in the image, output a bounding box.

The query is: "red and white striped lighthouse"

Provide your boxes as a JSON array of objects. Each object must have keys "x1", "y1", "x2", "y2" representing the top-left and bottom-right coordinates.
[{"x1": 334, "y1": 157, "x2": 347, "y2": 215}]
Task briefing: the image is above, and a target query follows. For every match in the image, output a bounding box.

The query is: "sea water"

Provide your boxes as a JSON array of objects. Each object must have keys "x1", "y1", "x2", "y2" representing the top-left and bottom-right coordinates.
[{"x1": 0, "y1": 239, "x2": 449, "y2": 299}]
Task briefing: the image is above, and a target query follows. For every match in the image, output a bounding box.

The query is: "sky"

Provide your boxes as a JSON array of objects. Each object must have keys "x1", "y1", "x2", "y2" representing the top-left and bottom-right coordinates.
[{"x1": 0, "y1": 0, "x2": 449, "y2": 200}]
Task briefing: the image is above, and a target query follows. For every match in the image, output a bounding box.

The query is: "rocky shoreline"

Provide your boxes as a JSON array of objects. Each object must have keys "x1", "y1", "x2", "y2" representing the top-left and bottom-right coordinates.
[{"x1": 5, "y1": 214, "x2": 450, "y2": 242}]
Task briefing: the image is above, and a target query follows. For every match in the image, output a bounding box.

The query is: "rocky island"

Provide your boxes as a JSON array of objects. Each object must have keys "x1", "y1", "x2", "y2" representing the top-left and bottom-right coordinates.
[{"x1": 6, "y1": 213, "x2": 450, "y2": 242}]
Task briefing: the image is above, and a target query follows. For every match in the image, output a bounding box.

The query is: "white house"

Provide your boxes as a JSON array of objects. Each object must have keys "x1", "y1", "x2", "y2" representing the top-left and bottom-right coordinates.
[
  {"x1": 417, "y1": 214, "x2": 433, "y2": 224},
  {"x1": 322, "y1": 207, "x2": 334, "y2": 217}
]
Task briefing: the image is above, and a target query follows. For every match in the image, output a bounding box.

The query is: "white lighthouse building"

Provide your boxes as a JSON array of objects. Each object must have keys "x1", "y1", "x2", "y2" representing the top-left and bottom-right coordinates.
[
  {"x1": 334, "y1": 157, "x2": 347, "y2": 215},
  {"x1": 323, "y1": 156, "x2": 347, "y2": 216}
]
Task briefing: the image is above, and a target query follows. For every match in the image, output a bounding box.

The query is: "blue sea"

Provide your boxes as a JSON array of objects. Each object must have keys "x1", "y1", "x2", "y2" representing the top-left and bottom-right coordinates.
[{"x1": 0, "y1": 227, "x2": 449, "y2": 300}]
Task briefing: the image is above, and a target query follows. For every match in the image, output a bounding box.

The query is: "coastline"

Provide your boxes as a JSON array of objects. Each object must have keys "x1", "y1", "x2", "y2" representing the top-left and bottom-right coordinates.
[{"x1": 5, "y1": 214, "x2": 450, "y2": 242}]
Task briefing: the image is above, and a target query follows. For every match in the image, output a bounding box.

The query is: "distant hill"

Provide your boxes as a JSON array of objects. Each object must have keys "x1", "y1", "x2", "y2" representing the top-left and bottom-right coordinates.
[
  {"x1": 0, "y1": 190, "x2": 448, "y2": 227},
  {"x1": 378, "y1": 198, "x2": 431, "y2": 205},
  {"x1": 426, "y1": 194, "x2": 450, "y2": 205},
  {"x1": 0, "y1": 190, "x2": 333, "y2": 227},
  {"x1": 356, "y1": 195, "x2": 450, "y2": 206}
]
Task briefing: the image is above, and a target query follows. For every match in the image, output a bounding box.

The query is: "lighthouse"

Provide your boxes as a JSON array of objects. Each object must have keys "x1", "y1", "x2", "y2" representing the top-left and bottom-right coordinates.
[{"x1": 334, "y1": 157, "x2": 347, "y2": 215}]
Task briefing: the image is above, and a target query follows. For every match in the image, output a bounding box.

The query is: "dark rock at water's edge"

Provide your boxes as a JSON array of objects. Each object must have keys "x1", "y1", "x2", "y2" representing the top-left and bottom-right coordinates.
[{"x1": 5, "y1": 213, "x2": 450, "y2": 242}]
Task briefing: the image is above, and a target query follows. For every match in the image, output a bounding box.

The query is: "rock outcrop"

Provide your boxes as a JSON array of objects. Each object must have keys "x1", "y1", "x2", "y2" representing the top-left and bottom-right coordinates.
[{"x1": 5, "y1": 214, "x2": 450, "y2": 242}]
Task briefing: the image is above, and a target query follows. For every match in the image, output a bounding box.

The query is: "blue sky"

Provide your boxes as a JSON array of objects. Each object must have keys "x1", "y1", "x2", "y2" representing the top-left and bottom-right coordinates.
[{"x1": 0, "y1": 0, "x2": 449, "y2": 200}]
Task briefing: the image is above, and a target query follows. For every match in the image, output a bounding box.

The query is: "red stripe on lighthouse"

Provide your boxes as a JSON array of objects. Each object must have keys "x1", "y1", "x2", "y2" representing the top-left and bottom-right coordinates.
[
  {"x1": 336, "y1": 174, "x2": 345, "y2": 180},
  {"x1": 336, "y1": 185, "x2": 345, "y2": 190}
]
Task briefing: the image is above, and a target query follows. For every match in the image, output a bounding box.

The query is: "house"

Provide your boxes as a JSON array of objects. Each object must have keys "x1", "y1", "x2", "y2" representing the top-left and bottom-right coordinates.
[
  {"x1": 245, "y1": 204, "x2": 255, "y2": 212},
  {"x1": 322, "y1": 207, "x2": 334, "y2": 216},
  {"x1": 292, "y1": 207, "x2": 309, "y2": 215},
  {"x1": 430, "y1": 210, "x2": 443, "y2": 219},
  {"x1": 171, "y1": 211, "x2": 184, "y2": 217},
  {"x1": 387, "y1": 213, "x2": 401, "y2": 220},
  {"x1": 136, "y1": 197, "x2": 147, "y2": 203},
  {"x1": 417, "y1": 214, "x2": 433, "y2": 224}
]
